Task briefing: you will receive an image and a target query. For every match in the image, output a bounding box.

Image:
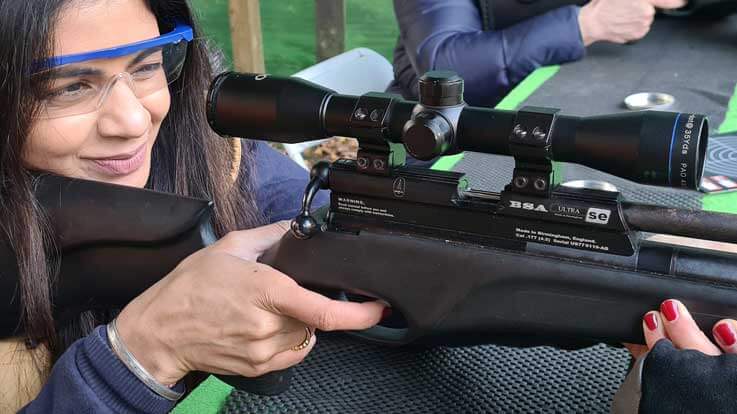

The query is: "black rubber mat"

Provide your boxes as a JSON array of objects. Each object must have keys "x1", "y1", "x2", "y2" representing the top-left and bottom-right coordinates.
[
  {"x1": 702, "y1": 134, "x2": 737, "y2": 192},
  {"x1": 705, "y1": 135, "x2": 737, "y2": 177},
  {"x1": 223, "y1": 333, "x2": 630, "y2": 414},
  {"x1": 524, "y1": 15, "x2": 737, "y2": 134}
]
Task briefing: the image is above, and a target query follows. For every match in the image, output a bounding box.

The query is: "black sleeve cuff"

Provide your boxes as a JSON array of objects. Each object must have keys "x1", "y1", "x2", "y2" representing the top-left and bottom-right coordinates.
[{"x1": 638, "y1": 339, "x2": 737, "y2": 413}]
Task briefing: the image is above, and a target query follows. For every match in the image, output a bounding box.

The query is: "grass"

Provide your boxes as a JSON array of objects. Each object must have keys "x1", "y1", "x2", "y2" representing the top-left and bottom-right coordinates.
[{"x1": 189, "y1": 0, "x2": 399, "y2": 75}]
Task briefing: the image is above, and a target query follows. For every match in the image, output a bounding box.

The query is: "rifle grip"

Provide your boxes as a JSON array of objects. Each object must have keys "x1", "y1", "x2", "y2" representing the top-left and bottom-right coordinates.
[{"x1": 216, "y1": 368, "x2": 294, "y2": 395}]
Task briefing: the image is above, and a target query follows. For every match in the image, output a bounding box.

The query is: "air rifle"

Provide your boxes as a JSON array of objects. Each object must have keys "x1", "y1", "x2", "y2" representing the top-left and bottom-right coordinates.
[
  {"x1": 207, "y1": 71, "x2": 737, "y2": 350},
  {"x1": 2, "y1": 71, "x2": 737, "y2": 395}
]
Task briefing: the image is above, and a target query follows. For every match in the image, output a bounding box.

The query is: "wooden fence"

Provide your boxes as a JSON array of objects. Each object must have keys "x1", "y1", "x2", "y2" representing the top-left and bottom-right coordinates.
[{"x1": 228, "y1": 0, "x2": 346, "y2": 72}]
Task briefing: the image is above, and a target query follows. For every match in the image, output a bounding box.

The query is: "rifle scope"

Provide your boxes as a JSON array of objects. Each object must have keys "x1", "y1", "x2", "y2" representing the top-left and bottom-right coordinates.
[{"x1": 207, "y1": 71, "x2": 708, "y2": 190}]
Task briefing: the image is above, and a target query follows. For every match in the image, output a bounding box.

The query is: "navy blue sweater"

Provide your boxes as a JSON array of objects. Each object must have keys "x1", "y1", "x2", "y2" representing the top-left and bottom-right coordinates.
[
  {"x1": 20, "y1": 142, "x2": 327, "y2": 413},
  {"x1": 391, "y1": 0, "x2": 586, "y2": 107}
]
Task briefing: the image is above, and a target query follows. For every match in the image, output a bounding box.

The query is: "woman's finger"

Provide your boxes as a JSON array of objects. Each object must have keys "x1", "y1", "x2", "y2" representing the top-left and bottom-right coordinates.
[
  {"x1": 269, "y1": 279, "x2": 386, "y2": 331},
  {"x1": 642, "y1": 311, "x2": 666, "y2": 350},
  {"x1": 192, "y1": 325, "x2": 317, "y2": 378},
  {"x1": 712, "y1": 319, "x2": 737, "y2": 354},
  {"x1": 215, "y1": 333, "x2": 317, "y2": 378},
  {"x1": 649, "y1": 0, "x2": 688, "y2": 10},
  {"x1": 254, "y1": 333, "x2": 317, "y2": 375},
  {"x1": 268, "y1": 317, "x2": 315, "y2": 354},
  {"x1": 659, "y1": 299, "x2": 721, "y2": 356}
]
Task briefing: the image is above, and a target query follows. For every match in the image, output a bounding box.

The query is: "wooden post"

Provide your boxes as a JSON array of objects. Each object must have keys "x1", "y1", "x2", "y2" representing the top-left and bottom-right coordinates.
[
  {"x1": 315, "y1": 0, "x2": 346, "y2": 62},
  {"x1": 228, "y1": 0, "x2": 265, "y2": 73}
]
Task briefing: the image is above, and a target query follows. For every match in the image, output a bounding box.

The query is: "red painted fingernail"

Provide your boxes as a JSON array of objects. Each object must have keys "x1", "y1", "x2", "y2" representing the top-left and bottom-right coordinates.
[
  {"x1": 714, "y1": 323, "x2": 737, "y2": 346},
  {"x1": 643, "y1": 313, "x2": 658, "y2": 331},
  {"x1": 382, "y1": 307, "x2": 393, "y2": 320},
  {"x1": 660, "y1": 300, "x2": 679, "y2": 322}
]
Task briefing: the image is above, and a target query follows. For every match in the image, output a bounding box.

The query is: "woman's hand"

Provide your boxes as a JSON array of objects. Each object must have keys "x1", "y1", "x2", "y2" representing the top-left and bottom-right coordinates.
[
  {"x1": 114, "y1": 221, "x2": 387, "y2": 385},
  {"x1": 625, "y1": 299, "x2": 737, "y2": 359},
  {"x1": 578, "y1": 0, "x2": 687, "y2": 46}
]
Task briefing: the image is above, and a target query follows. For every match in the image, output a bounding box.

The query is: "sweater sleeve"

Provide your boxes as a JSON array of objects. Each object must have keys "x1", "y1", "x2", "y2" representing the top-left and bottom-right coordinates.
[
  {"x1": 19, "y1": 326, "x2": 184, "y2": 414},
  {"x1": 394, "y1": 0, "x2": 585, "y2": 106}
]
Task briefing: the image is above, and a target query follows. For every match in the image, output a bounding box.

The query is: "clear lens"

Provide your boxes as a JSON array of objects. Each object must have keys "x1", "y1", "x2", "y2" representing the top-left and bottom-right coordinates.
[{"x1": 35, "y1": 40, "x2": 188, "y2": 119}]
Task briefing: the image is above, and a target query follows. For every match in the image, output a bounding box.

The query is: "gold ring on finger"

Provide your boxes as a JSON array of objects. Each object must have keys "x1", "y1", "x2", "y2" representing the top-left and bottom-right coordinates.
[{"x1": 291, "y1": 326, "x2": 313, "y2": 351}]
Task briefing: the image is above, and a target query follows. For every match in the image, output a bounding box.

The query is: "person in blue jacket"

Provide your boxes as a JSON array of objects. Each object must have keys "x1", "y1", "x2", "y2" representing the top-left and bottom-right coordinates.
[
  {"x1": 0, "y1": 0, "x2": 387, "y2": 412},
  {"x1": 391, "y1": 0, "x2": 688, "y2": 107}
]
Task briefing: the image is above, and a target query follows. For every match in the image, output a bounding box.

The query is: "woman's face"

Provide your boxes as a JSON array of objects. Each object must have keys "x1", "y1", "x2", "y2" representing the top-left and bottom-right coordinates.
[{"x1": 24, "y1": 0, "x2": 170, "y2": 188}]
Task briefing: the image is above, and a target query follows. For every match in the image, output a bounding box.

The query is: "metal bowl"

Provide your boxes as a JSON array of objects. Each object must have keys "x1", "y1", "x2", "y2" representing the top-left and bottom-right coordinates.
[
  {"x1": 561, "y1": 180, "x2": 619, "y2": 193},
  {"x1": 624, "y1": 92, "x2": 675, "y2": 111}
]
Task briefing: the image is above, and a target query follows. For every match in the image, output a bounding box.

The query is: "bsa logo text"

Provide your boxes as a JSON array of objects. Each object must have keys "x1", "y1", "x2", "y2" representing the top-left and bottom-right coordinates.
[{"x1": 509, "y1": 200, "x2": 549, "y2": 213}]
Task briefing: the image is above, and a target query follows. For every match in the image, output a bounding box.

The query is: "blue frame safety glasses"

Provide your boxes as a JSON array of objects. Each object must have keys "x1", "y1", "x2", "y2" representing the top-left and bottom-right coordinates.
[{"x1": 32, "y1": 22, "x2": 194, "y2": 119}]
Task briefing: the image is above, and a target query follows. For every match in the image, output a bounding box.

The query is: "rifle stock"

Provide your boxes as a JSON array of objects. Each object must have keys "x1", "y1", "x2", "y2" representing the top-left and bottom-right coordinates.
[
  {"x1": 0, "y1": 174, "x2": 300, "y2": 395},
  {"x1": 260, "y1": 209, "x2": 737, "y2": 349},
  {"x1": 0, "y1": 174, "x2": 215, "y2": 337}
]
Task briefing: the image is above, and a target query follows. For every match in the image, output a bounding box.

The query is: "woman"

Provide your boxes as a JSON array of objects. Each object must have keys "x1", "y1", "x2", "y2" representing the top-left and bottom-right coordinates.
[{"x1": 0, "y1": 0, "x2": 385, "y2": 412}]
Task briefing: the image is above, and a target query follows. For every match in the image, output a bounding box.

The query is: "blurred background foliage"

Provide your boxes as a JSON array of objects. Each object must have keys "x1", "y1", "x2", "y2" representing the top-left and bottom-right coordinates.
[{"x1": 190, "y1": 0, "x2": 399, "y2": 75}]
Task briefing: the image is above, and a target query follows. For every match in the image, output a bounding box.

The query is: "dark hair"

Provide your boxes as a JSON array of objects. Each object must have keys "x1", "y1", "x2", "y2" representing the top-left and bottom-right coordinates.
[{"x1": 0, "y1": 0, "x2": 263, "y2": 375}]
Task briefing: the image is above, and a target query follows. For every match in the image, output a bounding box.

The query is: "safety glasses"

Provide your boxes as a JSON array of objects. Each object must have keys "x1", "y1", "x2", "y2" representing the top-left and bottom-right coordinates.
[{"x1": 32, "y1": 22, "x2": 193, "y2": 119}]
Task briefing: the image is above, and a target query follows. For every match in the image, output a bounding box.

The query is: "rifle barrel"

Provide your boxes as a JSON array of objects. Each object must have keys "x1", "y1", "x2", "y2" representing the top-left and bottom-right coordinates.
[{"x1": 622, "y1": 203, "x2": 737, "y2": 244}]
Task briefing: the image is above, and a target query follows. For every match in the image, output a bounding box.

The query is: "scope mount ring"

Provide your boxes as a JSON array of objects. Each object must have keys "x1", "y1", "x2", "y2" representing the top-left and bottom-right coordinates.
[{"x1": 507, "y1": 106, "x2": 560, "y2": 197}]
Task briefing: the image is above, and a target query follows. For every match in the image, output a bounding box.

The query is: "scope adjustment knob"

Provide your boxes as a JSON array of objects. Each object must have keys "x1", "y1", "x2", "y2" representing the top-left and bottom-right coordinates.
[
  {"x1": 403, "y1": 111, "x2": 453, "y2": 161},
  {"x1": 418, "y1": 70, "x2": 464, "y2": 107}
]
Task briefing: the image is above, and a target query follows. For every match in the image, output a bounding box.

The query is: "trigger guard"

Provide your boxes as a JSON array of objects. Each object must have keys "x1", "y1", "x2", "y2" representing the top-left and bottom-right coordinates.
[
  {"x1": 347, "y1": 324, "x2": 411, "y2": 346},
  {"x1": 334, "y1": 291, "x2": 415, "y2": 345}
]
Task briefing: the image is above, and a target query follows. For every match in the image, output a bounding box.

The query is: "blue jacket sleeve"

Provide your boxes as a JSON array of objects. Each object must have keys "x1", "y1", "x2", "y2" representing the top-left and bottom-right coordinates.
[
  {"x1": 394, "y1": 0, "x2": 585, "y2": 106},
  {"x1": 20, "y1": 326, "x2": 183, "y2": 414},
  {"x1": 252, "y1": 142, "x2": 329, "y2": 224}
]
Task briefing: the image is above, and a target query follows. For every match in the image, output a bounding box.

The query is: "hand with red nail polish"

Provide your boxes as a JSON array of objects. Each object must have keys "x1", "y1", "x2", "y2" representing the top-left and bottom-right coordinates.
[
  {"x1": 629, "y1": 299, "x2": 734, "y2": 359},
  {"x1": 618, "y1": 302, "x2": 737, "y2": 413}
]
